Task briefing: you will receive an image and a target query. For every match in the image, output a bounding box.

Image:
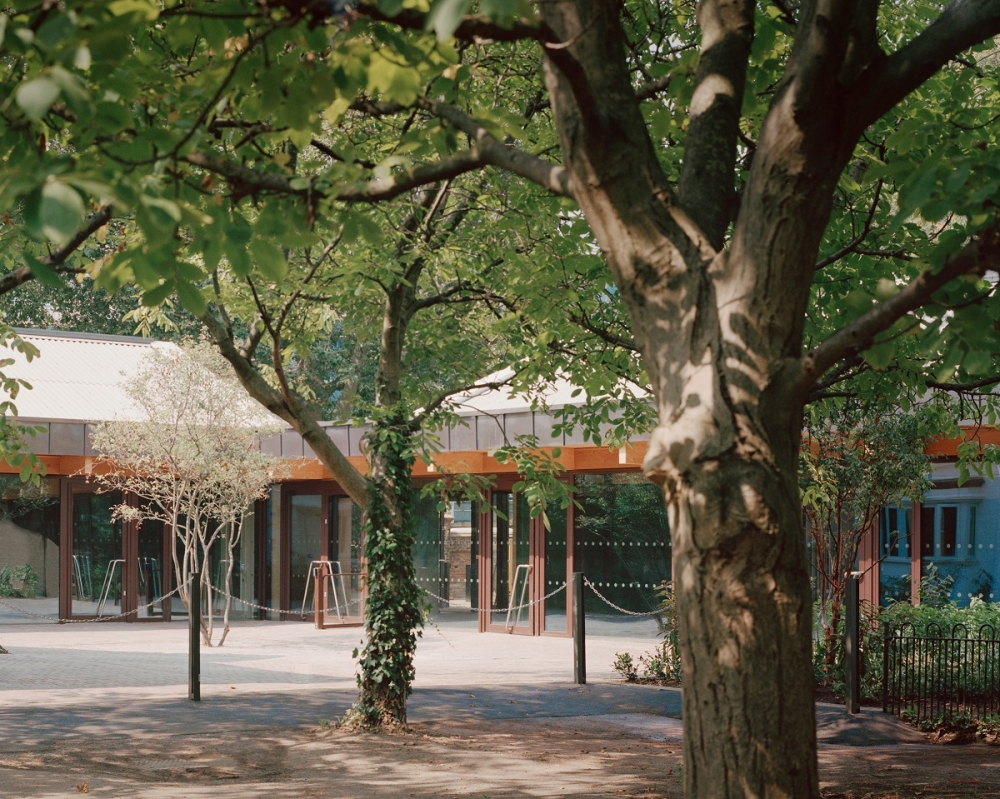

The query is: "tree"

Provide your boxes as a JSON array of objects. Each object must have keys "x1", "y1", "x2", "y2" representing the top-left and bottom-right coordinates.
[
  {"x1": 4, "y1": 1, "x2": 1000, "y2": 795},
  {"x1": 199, "y1": 175, "x2": 595, "y2": 724},
  {"x1": 90, "y1": 341, "x2": 282, "y2": 646},
  {"x1": 799, "y1": 401, "x2": 931, "y2": 678},
  {"x1": 0, "y1": 327, "x2": 46, "y2": 482}
]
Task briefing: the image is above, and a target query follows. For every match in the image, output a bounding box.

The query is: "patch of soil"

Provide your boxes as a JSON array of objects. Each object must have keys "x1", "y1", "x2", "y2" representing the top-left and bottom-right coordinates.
[
  {"x1": 813, "y1": 683, "x2": 881, "y2": 707},
  {"x1": 2, "y1": 718, "x2": 998, "y2": 797}
]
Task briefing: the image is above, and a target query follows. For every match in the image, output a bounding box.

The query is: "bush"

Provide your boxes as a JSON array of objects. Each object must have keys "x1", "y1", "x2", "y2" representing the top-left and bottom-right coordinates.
[
  {"x1": 813, "y1": 592, "x2": 1000, "y2": 702},
  {"x1": 0, "y1": 565, "x2": 39, "y2": 598},
  {"x1": 611, "y1": 581, "x2": 682, "y2": 684},
  {"x1": 813, "y1": 600, "x2": 883, "y2": 700},
  {"x1": 613, "y1": 652, "x2": 638, "y2": 682}
]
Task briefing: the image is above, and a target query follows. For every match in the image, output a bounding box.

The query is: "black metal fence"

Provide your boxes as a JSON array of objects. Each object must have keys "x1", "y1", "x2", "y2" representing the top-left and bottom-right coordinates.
[{"x1": 882, "y1": 622, "x2": 1000, "y2": 724}]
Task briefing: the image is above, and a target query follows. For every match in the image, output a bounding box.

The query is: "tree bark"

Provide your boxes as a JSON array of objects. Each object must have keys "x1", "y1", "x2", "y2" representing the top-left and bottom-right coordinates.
[{"x1": 535, "y1": 2, "x2": 828, "y2": 795}]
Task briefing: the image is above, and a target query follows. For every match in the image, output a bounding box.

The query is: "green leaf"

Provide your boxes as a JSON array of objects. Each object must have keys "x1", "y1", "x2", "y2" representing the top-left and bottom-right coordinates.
[
  {"x1": 35, "y1": 182, "x2": 86, "y2": 245},
  {"x1": 175, "y1": 279, "x2": 207, "y2": 317},
  {"x1": 141, "y1": 280, "x2": 175, "y2": 307},
  {"x1": 24, "y1": 254, "x2": 64, "y2": 288},
  {"x1": 862, "y1": 338, "x2": 896, "y2": 370},
  {"x1": 16, "y1": 76, "x2": 60, "y2": 121},
  {"x1": 427, "y1": 0, "x2": 472, "y2": 41},
  {"x1": 249, "y1": 239, "x2": 288, "y2": 282}
]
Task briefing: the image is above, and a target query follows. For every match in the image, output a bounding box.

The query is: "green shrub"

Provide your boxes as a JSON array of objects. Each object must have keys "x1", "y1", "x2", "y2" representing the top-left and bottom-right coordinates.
[
  {"x1": 613, "y1": 652, "x2": 638, "y2": 682},
  {"x1": 611, "y1": 581, "x2": 682, "y2": 683},
  {"x1": 0, "y1": 565, "x2": 39, "y2": 598}
]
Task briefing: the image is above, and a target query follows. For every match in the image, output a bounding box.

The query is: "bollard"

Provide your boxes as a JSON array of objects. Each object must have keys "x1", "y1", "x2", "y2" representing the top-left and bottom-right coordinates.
[
  {"x1": 573, "y1": 572, "x2": 586, "y2": 685},
  {"x1": 189, "y1": 575, "x2": 201, "y2": 702},
  {"x1": 845, "y1": 572, "x2": 860, "y2": 715},
  {"x1": 315, "y1": 558, "x2": 329, "y2": 630}
]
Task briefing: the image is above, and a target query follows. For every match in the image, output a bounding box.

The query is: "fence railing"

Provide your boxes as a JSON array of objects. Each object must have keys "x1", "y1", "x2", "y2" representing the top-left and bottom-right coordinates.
[{"x1": 882, "y1": 622, "x2": 1000, "y2": 724}]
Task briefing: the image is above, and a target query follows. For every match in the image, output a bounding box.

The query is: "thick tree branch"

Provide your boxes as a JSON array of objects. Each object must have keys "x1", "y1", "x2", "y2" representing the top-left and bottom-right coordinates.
[
  {"x1": 183, "y1": 121, "x2": 571, "y2": 204},
  {"x1": 926, "y1": 374, "x2": 1000, "y2": 392},
  {"x1": 417, "y1": 99, "x2": 574, "y2": 199},
  {"x1": 0, "y1": 205, "x2": 113, "y2": 296},
  {"x1": 847, "y1": 0, "x2": 1000, "y2": 134},
  {"x1": 795, "y1": 222, "x2": 1000, "y2": 397},
  {"x1": 677, "y1": 0, "x2": 754, "y2": 250},
  {"x1": 354, "y1": 1, "x2": 559, "y2": 45},
  {"x1": 200, "y1": 309, "x2": 370, "y2": 507}
]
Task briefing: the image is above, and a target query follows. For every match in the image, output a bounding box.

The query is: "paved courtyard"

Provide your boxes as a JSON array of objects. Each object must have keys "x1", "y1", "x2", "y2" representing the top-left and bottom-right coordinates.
[{"x1": 1, "y1": 615, "x2": 996, "y2": 798}]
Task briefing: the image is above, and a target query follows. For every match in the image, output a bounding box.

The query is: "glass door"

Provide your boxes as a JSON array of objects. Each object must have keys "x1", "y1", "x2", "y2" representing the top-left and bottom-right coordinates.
[
  {"x1": 132, "y1": 517, "x2": 167, "y2": 620},
  {"x1": 64, "y1": 485, "x2": 172, "y2": 621},
  {"x1": 483, "y1": 488, "x2": 570, "y2": 635},
  {"x1": 288, "y1": 494, "x2": 323, "y2": 616},
  {"x1": 68, "y1": 488, "x2": 124, "y2": 618},
  {"x1": 284, "y1": 487, "x2": 363, "y2": 623},
  {"x1": 328, "y1": 496, "x2": 364, "y2": 622},
  {"x1": 489, "y1": 491, "x2": 532, "y2": 632}
]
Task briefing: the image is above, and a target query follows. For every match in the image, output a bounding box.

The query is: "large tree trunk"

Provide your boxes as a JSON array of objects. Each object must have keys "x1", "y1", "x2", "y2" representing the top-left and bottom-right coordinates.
[
  {"x1": 534, "y1": 2, "x2": 846, "y2": 796},
  {"x1": 668, "y1": 446, "x2": 817, "y2": 797}
]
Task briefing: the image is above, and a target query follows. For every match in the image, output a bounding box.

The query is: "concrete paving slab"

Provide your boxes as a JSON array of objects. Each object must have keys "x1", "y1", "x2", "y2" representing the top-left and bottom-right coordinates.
[{"x1": 0, "y1": 618, "x2": 922, "y2": 751}]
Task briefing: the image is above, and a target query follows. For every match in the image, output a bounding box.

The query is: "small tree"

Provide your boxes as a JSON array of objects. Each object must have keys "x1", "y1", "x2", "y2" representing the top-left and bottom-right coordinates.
[
  {"x1": 800, "y1": 403, "x2": 931, "y2": 677},
  {"x1": 91, "y1": 341, "x2": 282, "y2": 646}
]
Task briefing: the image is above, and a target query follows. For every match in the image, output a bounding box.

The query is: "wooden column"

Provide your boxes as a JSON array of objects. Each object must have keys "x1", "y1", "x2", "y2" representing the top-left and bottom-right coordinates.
[{"x1": 856, "y1": 520, "x2": 880, "y2": 607}]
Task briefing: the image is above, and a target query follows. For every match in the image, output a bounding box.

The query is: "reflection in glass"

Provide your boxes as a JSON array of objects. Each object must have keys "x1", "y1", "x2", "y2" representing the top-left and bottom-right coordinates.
[
  {"x1": 544, "y1": 502, "x2": 568, "y2": 632},
  {"x1": 0, "y1": 478, "x2": 60, "y2": 620},
  {"x1": 327, "y1": 496, "x2": 364, "y2": 619},
  {"x1": 491, "y1": 492, "x2": 530, "y2": 628},
  {"x1": 289, "y1": 494, "x2": 323, "y2": 614},
  {"x1": 71, "y1": 491, "x2": 123, "y2": 617},
  {"x1": 574, "y1": 474, "x2": 670, "y2": 635},
  {"x1": 412, "y1": 492, "x2": 479, "y2": 626},
  {"x1": 136, "y1": 517, "x2": 165, "y2": 617}
]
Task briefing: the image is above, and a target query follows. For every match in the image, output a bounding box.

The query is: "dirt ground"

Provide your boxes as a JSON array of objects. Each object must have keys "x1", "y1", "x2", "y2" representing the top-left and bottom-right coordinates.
[{"x1": 1, "y1": 716, "x2": 997, "y2": 799}]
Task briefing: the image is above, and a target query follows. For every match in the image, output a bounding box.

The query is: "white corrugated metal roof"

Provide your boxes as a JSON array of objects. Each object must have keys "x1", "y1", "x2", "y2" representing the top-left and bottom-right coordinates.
[
  {"x1": 449, "y1": 368, "x2": 585, "y2": 414},
  {"x1": 4, "y1": 329, "x2": 179, "y2": 422},
  {"x1": 448, "y1": 367, "x2": 648, "y2": 415}
]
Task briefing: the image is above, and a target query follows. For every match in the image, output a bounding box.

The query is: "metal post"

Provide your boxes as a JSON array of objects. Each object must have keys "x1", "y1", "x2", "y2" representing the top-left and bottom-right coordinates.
[
  {"x1": 845, "y1": 572, "x2": 860, "y2": 714},
  {"x1": 881, "y1": 619, "x2": 890, "y2": 713},
  {"x1": 314, "y1": 559, "x2": 328, "y2": 630},
  {"x1": 573, "y1": 572, "x2": 586, "y2": 685},
  {"x1": 189, "y1": 575, "x2": 201, "y2": 702}
]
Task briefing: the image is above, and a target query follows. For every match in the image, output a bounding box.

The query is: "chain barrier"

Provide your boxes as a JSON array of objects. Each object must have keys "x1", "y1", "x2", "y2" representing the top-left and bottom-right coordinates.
[
  {"x1": 0, "y1": 579, "x2": 191, "y2": 624},
  {"x1": 208, "y1": 589, "x2": 289, "y2": 617},
  {"x1": 211, "y1": 588, "x2": 366, "y2": 618},
  {"x1": 418, "y1": 580, "x2": 568, "y2": 614},
  {"x1": 2, "y1": 577, "x2": 660, "y2": 623},
  {"x1": 583, "y1": 577, "x2": 663, "y2": 617}
]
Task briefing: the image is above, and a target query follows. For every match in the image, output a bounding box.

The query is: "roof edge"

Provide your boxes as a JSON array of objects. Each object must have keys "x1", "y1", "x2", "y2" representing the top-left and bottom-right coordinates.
[{"x1": 13, "y1": 327, "x2": 157, "y2": 345}]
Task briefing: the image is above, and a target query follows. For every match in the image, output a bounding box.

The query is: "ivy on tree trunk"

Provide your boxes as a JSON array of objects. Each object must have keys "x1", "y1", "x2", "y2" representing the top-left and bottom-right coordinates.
[{"x1": 352, "y1": 412, "x2": 423, "y2": 728}]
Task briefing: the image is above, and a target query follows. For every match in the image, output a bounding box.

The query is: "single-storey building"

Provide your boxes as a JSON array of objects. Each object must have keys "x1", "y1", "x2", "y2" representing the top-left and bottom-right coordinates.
[
  {"x1": 0, "y1": 329, "x2": 669, "y2": 635},
  {"x1": 1, "y1": 329, "x2": 996, "y2": 632}
]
